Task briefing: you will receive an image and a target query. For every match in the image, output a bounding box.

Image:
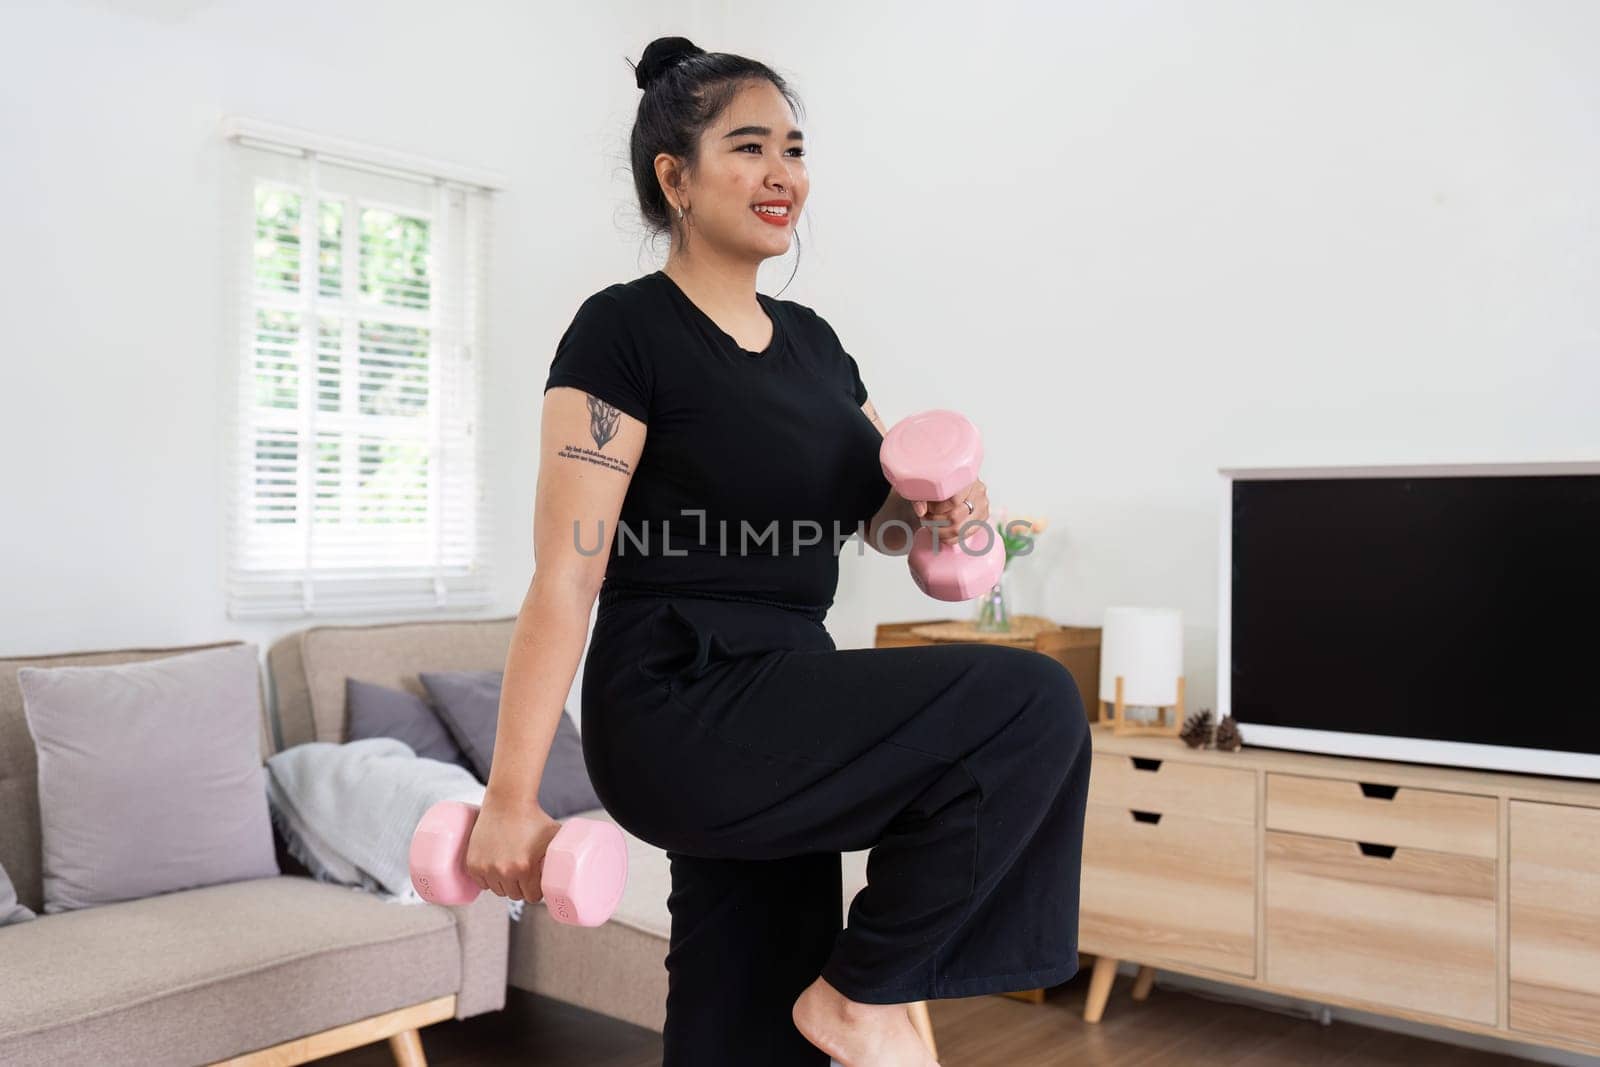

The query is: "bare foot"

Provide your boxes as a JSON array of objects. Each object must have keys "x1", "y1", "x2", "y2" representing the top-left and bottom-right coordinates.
[{"x1": 792, "y1": 976, "x2": 940, "y2": 1067}]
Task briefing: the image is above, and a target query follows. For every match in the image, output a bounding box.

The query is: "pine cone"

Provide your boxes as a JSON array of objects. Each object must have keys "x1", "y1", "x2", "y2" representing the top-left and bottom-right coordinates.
[
  {"x1": 1214, "y1": 714, "x2": 1242, "y2": 752},
  {"x1": 1179, "y1": 708, "x2": 1215, "y2": 749}
]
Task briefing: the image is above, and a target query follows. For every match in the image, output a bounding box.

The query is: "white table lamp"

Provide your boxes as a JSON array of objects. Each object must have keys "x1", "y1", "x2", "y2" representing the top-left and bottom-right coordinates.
[{"x1": 1099, "y1": 606, "x2": 1185, "y2": 736}]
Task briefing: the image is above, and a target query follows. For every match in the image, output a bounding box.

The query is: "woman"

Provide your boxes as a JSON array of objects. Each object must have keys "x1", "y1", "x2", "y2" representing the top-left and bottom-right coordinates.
[{"x1": 466, "y1": 36, "x2": 1092, "y2": 1067}]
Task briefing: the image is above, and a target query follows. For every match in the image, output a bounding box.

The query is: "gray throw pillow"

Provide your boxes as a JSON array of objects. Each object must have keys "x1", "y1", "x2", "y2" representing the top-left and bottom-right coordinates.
[
  {"x1": 346, "y1": 677, "x2": 472, "y2": 770},
  {"x1": 18, "y1": 644, "x2": 279, "y2": 914},
  {"x1": 0, "y1": 861, "x2": 34, "y2": 925},
  {"x1": 419, "y1": 670, "x2": 601, "y2": 819}
]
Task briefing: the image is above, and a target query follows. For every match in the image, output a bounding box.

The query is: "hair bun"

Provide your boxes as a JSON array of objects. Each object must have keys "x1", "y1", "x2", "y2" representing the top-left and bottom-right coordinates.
[{"x1": 635, "y1": 36, "x2": 704, "y2": 91}]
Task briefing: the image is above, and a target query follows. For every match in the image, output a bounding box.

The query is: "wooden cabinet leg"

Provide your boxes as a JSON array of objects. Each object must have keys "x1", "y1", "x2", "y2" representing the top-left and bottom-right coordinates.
[
  {"x1": 1130, "y1": 964, "x2": 1156, "y2": 1001},
  {"x1": 907, "y1": 1001, "x2": 938, "y2": 1059},
  {"x1": 388, "y1": 1028, "x2": 427, "y2": 1067},
  {"x1": 1083, "y1": 955, "x2": 1118, "y2": 1023}
]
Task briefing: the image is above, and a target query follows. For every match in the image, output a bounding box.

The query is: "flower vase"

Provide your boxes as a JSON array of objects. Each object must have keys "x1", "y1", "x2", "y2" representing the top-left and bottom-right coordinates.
[{"x1": 974, "y1": 563, "x2": 1012, "y2": 633}]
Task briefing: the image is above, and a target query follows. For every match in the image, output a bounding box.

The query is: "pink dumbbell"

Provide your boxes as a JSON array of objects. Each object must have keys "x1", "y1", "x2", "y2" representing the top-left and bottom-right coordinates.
[
  {"x1": 879, "y1": 409, "x2": 1007, "y2": 601},
  {"x1": 408, "y1": 800, "x2": 628, "y2": 927}
]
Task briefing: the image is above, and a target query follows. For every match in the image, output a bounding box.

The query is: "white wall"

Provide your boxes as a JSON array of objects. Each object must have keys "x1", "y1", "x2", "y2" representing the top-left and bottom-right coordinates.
[
  {"x1": 720, "y1": 0, "x2": 1600, "y2": 687},
  {"x1": 0, "y1": 0, "x2": 690, "y2": 721}
]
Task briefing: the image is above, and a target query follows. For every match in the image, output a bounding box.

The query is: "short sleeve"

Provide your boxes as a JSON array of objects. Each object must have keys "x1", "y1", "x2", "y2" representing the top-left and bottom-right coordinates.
[
  {"x1": 802, "y1": 305, "x2": 869, "y2": 405},
  {"x1": 544, "y1": 290, "x2": 653, "y2": 423},
  {"x1": 843, "y1": 350, "x2": 869, "y2": 406}
]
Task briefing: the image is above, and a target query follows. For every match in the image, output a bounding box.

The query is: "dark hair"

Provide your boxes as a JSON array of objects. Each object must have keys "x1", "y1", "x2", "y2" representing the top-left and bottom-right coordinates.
[{"x1": 626, "y1": 36, "x2": 806, "y2": 275}]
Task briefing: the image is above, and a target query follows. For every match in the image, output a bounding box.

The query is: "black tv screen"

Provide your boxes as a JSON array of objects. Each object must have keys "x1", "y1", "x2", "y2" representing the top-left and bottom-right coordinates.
[{"x1": 1225, "y1": 466, "x2": 1600, "y2": 777}]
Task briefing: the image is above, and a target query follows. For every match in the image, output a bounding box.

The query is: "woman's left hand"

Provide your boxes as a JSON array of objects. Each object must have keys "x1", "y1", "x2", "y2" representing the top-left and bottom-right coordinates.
[{"x1": 913, "y1": 479, "x2": 990, "y2": 544}]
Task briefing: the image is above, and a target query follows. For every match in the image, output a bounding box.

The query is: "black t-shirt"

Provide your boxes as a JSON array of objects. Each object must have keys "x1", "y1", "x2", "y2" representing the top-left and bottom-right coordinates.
[{"x1": 543, "y1": 270, "x2": 891, "y2": 613}]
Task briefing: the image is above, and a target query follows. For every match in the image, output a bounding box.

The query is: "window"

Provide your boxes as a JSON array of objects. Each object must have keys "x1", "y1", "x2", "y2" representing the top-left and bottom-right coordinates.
[{"x1": 221, "y1": 118, "x2": 502, "y2": 618}]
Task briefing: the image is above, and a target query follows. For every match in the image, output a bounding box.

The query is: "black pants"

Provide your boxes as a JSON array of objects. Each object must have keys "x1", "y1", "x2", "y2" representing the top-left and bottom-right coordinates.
[{"x1": 580, "y1": 589, "x2": 1093, "y2": 1066}]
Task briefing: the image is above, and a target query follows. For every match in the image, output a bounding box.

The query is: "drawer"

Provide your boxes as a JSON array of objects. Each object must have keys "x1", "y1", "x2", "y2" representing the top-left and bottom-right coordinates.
[
  {"x1": 1265, "y1": 829, "x2": 1496, "y2": 1025},
  {"x1": 1266, "y1": 772, "x2": 1497, "y2": 858},
  {"x1": 1088, "y1": 753, "x2": 1256, "y2": 825},
  {"x1": 1510, "y1": 800, "x2": 1600, "y2": 1048},
  {"x1": 1080, "y1": 801, "x2": 1255, "y2": 977}
]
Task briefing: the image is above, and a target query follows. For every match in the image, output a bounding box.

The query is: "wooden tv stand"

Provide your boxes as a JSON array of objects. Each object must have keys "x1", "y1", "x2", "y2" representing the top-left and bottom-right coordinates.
[{"x1": 1074, "y1": 722, "x2": 1600, "y2": 1059}]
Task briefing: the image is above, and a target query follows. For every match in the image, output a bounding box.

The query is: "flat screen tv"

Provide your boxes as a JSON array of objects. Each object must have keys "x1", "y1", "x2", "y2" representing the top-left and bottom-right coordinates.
[{"x1": 1218, "y1": 462, "x2": 1600, "y2": 781}]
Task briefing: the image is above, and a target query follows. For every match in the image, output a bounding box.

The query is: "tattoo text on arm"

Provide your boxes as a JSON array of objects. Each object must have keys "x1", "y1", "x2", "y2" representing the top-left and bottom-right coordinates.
[{"x1": 557, "y1": 444, "x2": 631, "y2": 474}]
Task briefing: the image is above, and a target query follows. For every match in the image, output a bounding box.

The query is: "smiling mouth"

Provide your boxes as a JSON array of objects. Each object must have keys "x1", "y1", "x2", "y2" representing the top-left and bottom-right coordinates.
[{"x1": 752, "y1": 204, "x2": 790, "y2": 225}]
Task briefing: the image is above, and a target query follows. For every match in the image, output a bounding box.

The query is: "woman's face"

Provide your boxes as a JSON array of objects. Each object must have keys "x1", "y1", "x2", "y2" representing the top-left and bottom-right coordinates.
[{"x1": 675, "y1": 80, "x2": 808, "y2": 263}]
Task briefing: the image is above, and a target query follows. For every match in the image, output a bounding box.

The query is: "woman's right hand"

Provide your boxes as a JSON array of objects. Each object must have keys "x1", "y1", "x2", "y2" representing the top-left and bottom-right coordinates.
[{"x1": 464, "y1": 792, "x2": 562, "y2": 903}]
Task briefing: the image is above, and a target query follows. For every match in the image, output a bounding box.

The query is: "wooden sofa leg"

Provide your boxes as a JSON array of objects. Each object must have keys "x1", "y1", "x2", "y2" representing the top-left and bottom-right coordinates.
[
  {"x1": 1130, "y1": 964, "x2": 1157, "y2": 1001},
  {"x1": 388, "y1": 1028, "x2": 427, "y2": 1067},
  {"x1": 1083, "y1": 955, "x2": 1118, "y2": 1023},
  {"x1": 907, "y1": 1001, "x2": 938, "y2": 1059}
]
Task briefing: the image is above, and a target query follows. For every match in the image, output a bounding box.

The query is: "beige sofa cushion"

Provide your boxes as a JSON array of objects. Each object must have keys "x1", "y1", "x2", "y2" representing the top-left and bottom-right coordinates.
[
  {"x1": 0, "y1": 641, "x2": 270, "y2": 916},
  {"x1": 0, "y1": 876, "x2": 460, "y2": 1067}
]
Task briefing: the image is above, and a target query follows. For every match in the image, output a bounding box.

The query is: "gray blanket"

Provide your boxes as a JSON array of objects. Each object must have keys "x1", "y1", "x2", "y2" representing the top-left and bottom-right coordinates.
[{"x1": 265, "y1": 737, "x2": 523, "y2": 920}]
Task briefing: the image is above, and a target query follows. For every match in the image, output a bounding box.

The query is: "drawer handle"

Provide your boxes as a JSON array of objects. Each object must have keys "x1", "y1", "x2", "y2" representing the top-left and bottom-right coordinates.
[
  {"x1": 1130, "y1": 810, "x2": 1163, "y2": 825},
  {"x1": 1359, "y1": 782, "x2": 1399, "y2": 800},
  {"x1": 1130, "y1": 757, "x2": 1163, "y2": 772},
  {"x1": 1357, "y1": 841, "x2": 1397, "y2": 859}
]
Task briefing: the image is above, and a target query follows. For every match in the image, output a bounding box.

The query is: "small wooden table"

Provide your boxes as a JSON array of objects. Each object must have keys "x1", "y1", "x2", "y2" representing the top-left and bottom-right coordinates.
[
  {"x1": 873, "y1": 617, "x2": 1103, "y2": 725},
  {"x1": 874, "y1": 617, "x2": 1103, "y2": 1005}
]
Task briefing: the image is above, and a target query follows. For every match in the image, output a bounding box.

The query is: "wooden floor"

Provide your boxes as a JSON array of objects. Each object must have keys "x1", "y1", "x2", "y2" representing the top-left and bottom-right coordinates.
[{"x1": 321, "y1": 968, "x2": 1540, "y2": 1066}]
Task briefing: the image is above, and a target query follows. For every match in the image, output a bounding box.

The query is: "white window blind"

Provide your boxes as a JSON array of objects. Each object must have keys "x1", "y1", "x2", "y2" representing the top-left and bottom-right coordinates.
[{"x1": 220, "y1": 118, "x2": 503, "y2": 619}]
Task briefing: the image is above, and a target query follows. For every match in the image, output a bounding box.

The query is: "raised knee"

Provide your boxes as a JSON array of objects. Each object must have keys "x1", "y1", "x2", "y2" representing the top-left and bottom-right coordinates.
[
  {"x1": 1031, "y1": 656, "x2": 1090, "y2": 757},
  {"x1": 1043, "y1": 657, "x2": 1086, "y2": 720},
  {"x1": 1008, "y1": 649, "x2": 1085, "y2": 717},
  {"x1": 985, "y1": 649, "x2": 1088, "y2": 744}
]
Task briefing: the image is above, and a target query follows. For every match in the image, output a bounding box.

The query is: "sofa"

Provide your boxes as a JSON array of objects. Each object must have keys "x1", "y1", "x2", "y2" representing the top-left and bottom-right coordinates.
[
  {"x1": 0, "y1": 640, "x2": 509, "y2": 1067},
  {"x1": 265, "y1": 615, "x2": 880, "y2": 1036},
  {"x1": 0, "y1": 620, "x2": 888, "y2": 1066}
]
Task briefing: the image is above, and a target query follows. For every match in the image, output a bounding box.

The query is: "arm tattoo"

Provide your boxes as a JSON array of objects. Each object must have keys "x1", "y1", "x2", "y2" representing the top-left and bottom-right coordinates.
[
  {"x1": 588, "y1": 396, "x2": 621, "y2": 449},
  {"x1": 554, "y1": 393, "x2": 632, "y2": 474}
]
